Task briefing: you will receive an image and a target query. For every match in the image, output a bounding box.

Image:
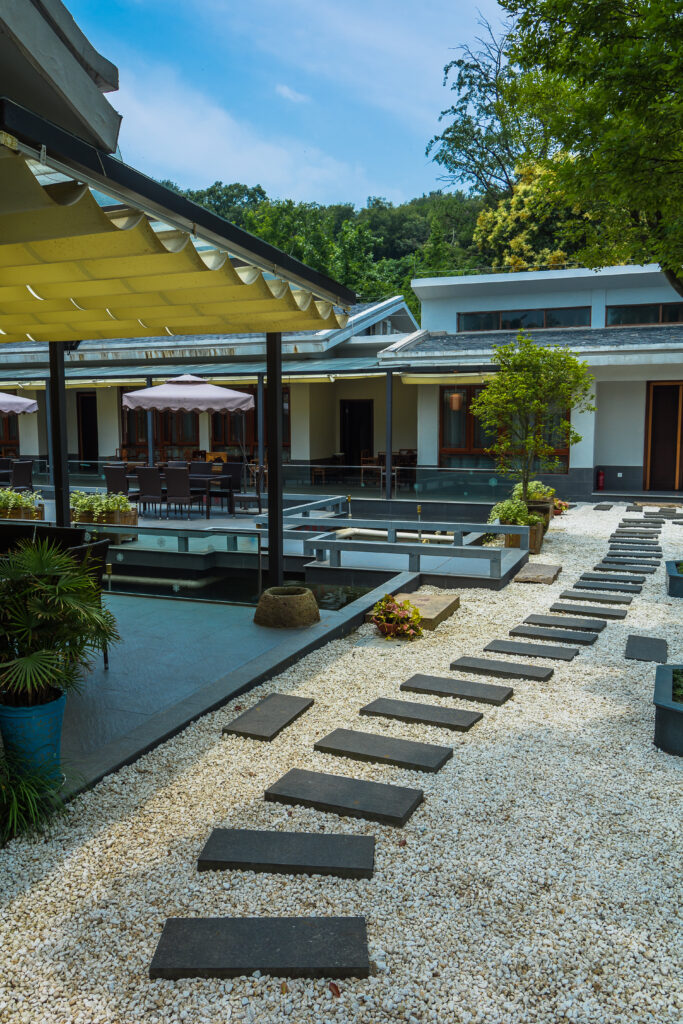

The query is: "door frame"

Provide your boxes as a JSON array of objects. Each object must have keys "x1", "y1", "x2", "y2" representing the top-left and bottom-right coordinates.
[
  {"x1": 644, "y1": 380, "x2": 683, "y2": 490},
  {"x1": 339, "y1": 398, "x2": 374, "y2": 463}
]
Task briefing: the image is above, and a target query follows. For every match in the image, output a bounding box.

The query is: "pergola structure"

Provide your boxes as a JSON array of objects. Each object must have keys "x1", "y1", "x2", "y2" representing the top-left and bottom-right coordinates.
[{"x1": 0, "y1": 99, "x2": 355, "y2": 585}]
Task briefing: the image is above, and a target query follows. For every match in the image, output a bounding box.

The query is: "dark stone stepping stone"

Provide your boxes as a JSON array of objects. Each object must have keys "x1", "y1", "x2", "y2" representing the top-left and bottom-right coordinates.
[
  {"x1": 449, "y1": 656, "x2": 553, "y2": 682},
  {"x1": 484, "y1": 638, "x2": 579, "y2": 661},
  {"x1": 625, "y1": 635, "x2": 668, "y2": 664},
  {"x1": 594, "y1": 562, "x2": 656, "y2": 574},
  {"x1": 197, "y1": 828, "x2": 375, "y2": 879},
  {"x1": 581, "y1": 572, "x2": 646, "y2": 585},
  {"x1": 525, "y1": 613, "x2": 606, "y2": 633},
  {"x1": 602, "y1": 555, "x2": 660, "y2": 565},
  {"x1": 223, "y1": 694, "x2": 313, "y2": 741},
  {"x1": 575, "y1": 578, "x2": 642, "y2": 594},
  {"x1": 620, "y1": 520, "x2": 662, "y2": 527},
  {"x1": 264, "y1": 768, "x2": 423, "y2": 826},
  {"x1": 149, "y1": 916, "x2": 369, "y2": 979},
  {"x1": 314, "y1": 727, "x2": 452, "y2": 772},
  {"x1": 609, "y1": 545, "x2": 661, "y2": 554},
  {"x1": 593, "y1": 503, "x2": 613, "y2": 510},
  {"x1": 360, "y1": 696, "x2": 482, "y2": 732},
  {"x1": 510, "y1": 624, "x2": 597, "y2": 646},
  {"x1": 550, "y1": 602, "x2": 627, "y2": 620},
  {"x1": 400, "y1": 673, "x2": 513, "y2": 705},
  {"x1": 560, "y1": 589, "x2": 632, "y2": 605},
  {"x1": 625, "y1": 504, "x2": 641, "y2": 512}
]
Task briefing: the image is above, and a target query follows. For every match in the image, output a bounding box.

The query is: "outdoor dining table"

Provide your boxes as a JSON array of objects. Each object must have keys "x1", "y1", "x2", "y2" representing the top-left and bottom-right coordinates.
[{"x1": 125, "y1": 470, "x2": 231, "y2": 519}]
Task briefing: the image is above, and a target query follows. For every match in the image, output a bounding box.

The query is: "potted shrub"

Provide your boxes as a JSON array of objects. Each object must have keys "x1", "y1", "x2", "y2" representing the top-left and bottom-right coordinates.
[
  {"x1": 488, "y1": 499, "x2": 544, "y2": 554},
  {"x1": 512, "y1": 480, "x2": 556, "y2": 531},
  {"x1": 653, "y1": 665, "x2": 683, "y2": 757},
  {"x1": 0, "y1": 540, "x2": 119, "y2": 779},
  {"x1": 370, "y1": 594, "x2": 423, "y2": 640},
  {"x1": 0, "y1": 488, "x2": 44, "y2": 521},
  {"x1": 554, "y1": 498, "x2": 570, "y2": 516},
  {"x1": 665, "y1": 560, "x2": 683, "y2": 598},
  {"x1": 70, "y1": 490, "x2": 137, "y2": 526}
]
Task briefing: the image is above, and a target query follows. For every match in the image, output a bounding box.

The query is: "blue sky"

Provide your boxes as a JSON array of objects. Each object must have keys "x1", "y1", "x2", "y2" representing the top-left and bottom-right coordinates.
[{"x1": 69, "y1": 0, "x2": 505, "y2": 207}]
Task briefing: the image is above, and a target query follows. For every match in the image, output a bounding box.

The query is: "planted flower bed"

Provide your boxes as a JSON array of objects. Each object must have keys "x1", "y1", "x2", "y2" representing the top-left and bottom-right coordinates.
[
  {"x1": 0, "y1": 488, "x2": 44, "y2": 521},
  {"x1": 653, "y1": 665, "x2": 683, "y2": 757},
  {"x1": 70, "y1": 491, "x2": 138, "y2": 527}
]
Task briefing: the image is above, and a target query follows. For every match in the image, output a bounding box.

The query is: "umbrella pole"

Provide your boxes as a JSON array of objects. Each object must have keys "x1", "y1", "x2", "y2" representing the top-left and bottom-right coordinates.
[
  {"x1": 266, "y1": 333, "x2": 283, "y2": 587},
  {"x1": 145, "y1": 376, "x2": 154, "y2": 466},
  {"x1": 47, "y1": 342, "x2": 69, "y2": 527}
]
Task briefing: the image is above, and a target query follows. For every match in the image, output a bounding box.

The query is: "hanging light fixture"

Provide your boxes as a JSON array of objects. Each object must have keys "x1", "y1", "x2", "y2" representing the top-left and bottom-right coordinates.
[{"x1": 449, "y1": 391, "x2": 464, "y2": 412}]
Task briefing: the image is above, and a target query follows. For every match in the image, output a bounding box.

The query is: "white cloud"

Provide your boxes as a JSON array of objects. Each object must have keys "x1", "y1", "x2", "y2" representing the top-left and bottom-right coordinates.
[
  {"x1": 113, "y1": 63, "x2": 387, "y2": 204},
  {"x1": 275, "y1": 83, "x2": 310, "y2": 104}
]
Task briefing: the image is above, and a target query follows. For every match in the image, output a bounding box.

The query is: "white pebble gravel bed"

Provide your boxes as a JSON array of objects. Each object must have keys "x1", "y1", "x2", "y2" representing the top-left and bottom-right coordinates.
[{"x1": 1, "y1": 504, "x2": 682, "y2": 1024}]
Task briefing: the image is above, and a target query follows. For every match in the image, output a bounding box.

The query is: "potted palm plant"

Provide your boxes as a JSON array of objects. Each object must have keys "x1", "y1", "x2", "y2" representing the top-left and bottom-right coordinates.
[
  {"x1": 0, "y1": 488, "x2": 44, "y2": 521},
  {"x1": 0, "y1": 540, "x2": 119, "y2": 779}
]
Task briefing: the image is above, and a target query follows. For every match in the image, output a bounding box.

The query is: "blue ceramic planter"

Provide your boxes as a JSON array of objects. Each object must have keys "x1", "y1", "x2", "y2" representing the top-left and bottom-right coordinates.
[{"x1": 0, "y1": 693, "x2": 66, "y2": 779}]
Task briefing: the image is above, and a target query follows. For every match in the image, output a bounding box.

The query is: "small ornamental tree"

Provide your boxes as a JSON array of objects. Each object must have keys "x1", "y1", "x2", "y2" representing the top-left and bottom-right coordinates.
[{"x1": 470, "y1": 331, "x2": 594, "y2": 502}]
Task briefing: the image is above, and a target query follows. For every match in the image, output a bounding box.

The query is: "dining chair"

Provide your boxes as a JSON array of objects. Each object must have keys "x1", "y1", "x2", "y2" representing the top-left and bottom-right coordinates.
[
  {"x1": 9, "y1": 460, "x2": 33, "y2": 492},
  {"x1": 136, "y1": 466, "x2": 166, "y2": 518},
  {"x1": 164, "y1": 467, "x2": 204, "y2": 519}
]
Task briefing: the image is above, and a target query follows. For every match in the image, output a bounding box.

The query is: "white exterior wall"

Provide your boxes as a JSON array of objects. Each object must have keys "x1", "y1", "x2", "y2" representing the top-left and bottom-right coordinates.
[
  {"x1": 569, "y1": 386, "x2": 597, "y2": 470},
  {"x1": 416, "y1": 384, "x2": 439, "y2": 465},
  {"x1": 594, "y1": 381, "x2": 646, "y2": 466},
  {"x1": 16, "y1": 391, "x2": 40, "y2": 455},
  {"x1": 66, "y1": 390, "x2": 78, "y2": 453},
  {"x1": 198, "y1": 412, "x2": 210, "y2": 453},
  {"x1": 96, "y1": 387, "x2": 121, "y2": 457},
  {"x1": 309, "y1": 384, "x2": 336, "y2": 460},
  {"x1": 289, "y1": 383, "x2": 311, "y2": 460}
]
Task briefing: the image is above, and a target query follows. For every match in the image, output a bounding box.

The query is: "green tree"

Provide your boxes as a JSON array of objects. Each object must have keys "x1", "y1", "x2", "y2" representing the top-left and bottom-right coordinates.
[
  {"x1": 501, "y1": 0, "x2": 683, "y2": 294},
  {"x1": 159, "y1": 180, "x2": 268, "y2": 227},
  {"x1": 473, "y1": 162, "x2": 589, "y2": 270},
  {"x1": 427, "y1": 18, "x2": 550, "y2": 200},
  {"x1": 470, "y1": 332, "x2": 595, "y2": 501}
]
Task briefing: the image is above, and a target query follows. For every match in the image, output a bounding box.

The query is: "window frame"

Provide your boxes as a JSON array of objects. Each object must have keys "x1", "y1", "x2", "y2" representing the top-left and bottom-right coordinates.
[
  {"x1": 0, "y1": 413, "x2": 19, "y2": 456},
  {"x1": 457, "y1": 305, "x2": 591, "y2": 332},
  {"x1": 605, "y1": 301, "x2": 683, "y2": 327}
]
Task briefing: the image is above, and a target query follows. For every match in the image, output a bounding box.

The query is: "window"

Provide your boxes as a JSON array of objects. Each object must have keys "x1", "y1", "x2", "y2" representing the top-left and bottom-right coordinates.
[
  {"x1": 121, "y1": 398, "x2": 198, "y2": 455},
  {"x1": 458, "y1": 306, "x2": 590, "y2": 331},
  {"x1": 211, "y1": 387, "x2": 290, "y2": 455},
  {"x1": 606, "y1": 302, "x2": 683, "y2": 326},
  {"x1": 439, "y1": 384, "x2": 569, "y2": 472},
  {"x1": 0, "y1": 413, "x2": 19, "y2": 456}
]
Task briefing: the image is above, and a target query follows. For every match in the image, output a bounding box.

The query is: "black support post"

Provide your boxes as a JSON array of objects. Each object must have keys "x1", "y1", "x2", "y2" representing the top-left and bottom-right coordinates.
[
  {"x1": 48, "y1": 342, "x2": 69, "y2": 526},
  {"x1": 385, "y1": 370, "x2": 393, "y2": 501},
  {"x1": 266, "y1": 332, "x2": 283, "y2": 587}
]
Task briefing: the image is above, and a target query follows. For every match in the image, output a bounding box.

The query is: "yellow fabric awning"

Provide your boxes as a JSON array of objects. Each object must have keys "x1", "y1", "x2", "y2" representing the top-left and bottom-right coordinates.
[{"x1": 0, "y1": 148, "x2": 348, "y2": 343}]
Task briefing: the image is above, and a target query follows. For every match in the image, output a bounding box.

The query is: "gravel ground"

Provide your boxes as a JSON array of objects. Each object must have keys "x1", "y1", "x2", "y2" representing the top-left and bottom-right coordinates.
[{"x1": 0, "y1": 504, "x2": 681, "y2": 1024}]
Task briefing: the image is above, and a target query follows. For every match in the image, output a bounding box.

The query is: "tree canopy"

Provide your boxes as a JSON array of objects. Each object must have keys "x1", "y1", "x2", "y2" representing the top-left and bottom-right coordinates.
[{"x1": 499, "y1": 0, "x2": 683, "y2": 293}]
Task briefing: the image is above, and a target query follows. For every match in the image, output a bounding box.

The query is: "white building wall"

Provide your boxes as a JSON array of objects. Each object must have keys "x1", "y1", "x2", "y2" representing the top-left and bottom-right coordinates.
[
  {"x1": 417, "y1": 384, "x2": 439, "y2": 465},
  {"x1": 96, "y1": 387, "x2": 121, "y2": 457},
  {"x1": 289, "y1": 383, "x2": 311, "y2": 461},
  {"x1": 66, "y1": 390, "x2": 78, "y2": 453},
  {"x1": 569, "y1": 385, "x2": 597, "y2": 470},
  {"x1": 594, "y1": 381, "x2": 647, "y2": 466},
  {"x1": 309, "y1": 384, "x2": 336, "y2": 460},
  {"x1": 16, "y1": 391, "x2": 40, "y2": 455}
]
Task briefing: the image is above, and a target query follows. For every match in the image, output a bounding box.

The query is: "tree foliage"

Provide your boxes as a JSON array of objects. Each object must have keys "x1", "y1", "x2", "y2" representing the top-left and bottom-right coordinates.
[
  {"x1": 500, "y1": 0, "x2": 683, "y2": 293},
  {"x1": 470, "y1": 332, "x2": 595, "y2": 501},
  {"x1": 427, "y1": 18, "x2": 550, "y2": 200}
]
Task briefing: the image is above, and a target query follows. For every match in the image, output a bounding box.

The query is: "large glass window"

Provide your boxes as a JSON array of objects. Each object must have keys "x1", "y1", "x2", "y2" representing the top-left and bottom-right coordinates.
[
  {"x1": 607, "y1": 302, "x2": 683, "y2": 326},
  {"x1": 0, "y1": 413, "x2": 19, "y2": 456},
  {"x1": 211, "y1": 387, "x2": 290, "y2": 456},
  {"x1": 458, "y1": 306, "x2": 590, "y2": 331}
]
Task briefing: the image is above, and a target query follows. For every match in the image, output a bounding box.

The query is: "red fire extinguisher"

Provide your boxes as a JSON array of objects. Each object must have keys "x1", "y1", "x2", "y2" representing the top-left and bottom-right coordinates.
[{"x1": 596, "y1": 468, "x2": 605, "y2": 491}]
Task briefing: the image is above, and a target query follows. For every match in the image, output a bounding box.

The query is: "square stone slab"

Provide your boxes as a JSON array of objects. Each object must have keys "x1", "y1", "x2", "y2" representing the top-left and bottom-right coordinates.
[
  {"x1": 484, "y1": 638, "x2": 579, "y2": 661},
  {"x1": 264, "y1": 768, "x2": 423, "y2": 826},
  {"x1": 197, "y1": 829, "x2": 375, "y2": 879},
  {"x1": 314, "y1": 727, "x2": 453, "y2": 772},
  {"x1": 365, "y1": 592, "x2": 459, "y2": 630},
  {"x1": 524, "y1": 613, "x2": 607, "y2": 633},
  {"x1": 581, "y1": 572, "x2": 646, "y2": 585},
  {"x1": 594, "y1": 562, "x2": 656, "y2": 574},
  {"x1": 449, "y1": 656, "x2": 553, "y2": 681},
  {"x1": 149, "y1": 916, "x2": 370, "y2": 979},
  {"x1": 513, "y1": 562, "x2": 562, "y2": 584},
  {"x1": 550, "y1": 602, "x2": 627, "y2": 619},
  {"x1": 360, "y1": 696, "x2": 482, "y2": 731},
  {"x1": 574, "y1": 579, "x2": 642, "y2": 594},
  {"x1": 559, "y1": 589, "x2": 632, "y2": 605},
  {"x1": 510, "y1": 624, "x2": 597, "y2": 646},
  {"x1": 223, "y1": 694, "x2": 314, "y2": 741},
  {"x1": 593, "y1": 503, "x2": 613, "y2": 510},
  {"x1": 625, "y1": 635, "x2": 668, "y2": 664},
  {"x1": 400, "y1": 673, "x2": 513, "y2": 705}
]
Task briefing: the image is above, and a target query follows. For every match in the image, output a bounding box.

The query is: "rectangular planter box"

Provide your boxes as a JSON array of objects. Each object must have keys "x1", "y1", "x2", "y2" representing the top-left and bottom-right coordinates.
[
  {"x1": 0, "y1": 505, "x2": 45, "y2": 521},
  {"x1": 665, "y1": 560, "x2": 683, "y2": 598},
  {"x1": 71, "y1": 509, "x2": 138, "y2": 527},
  {"x1": 653, "y1": 665, "x2": 683, "y2": 757}
]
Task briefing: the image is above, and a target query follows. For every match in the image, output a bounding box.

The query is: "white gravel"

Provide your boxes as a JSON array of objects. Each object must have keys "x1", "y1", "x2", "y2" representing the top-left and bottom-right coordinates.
[{"x1": 0, "y1": 503, "x2": 681, "y2": 1024}]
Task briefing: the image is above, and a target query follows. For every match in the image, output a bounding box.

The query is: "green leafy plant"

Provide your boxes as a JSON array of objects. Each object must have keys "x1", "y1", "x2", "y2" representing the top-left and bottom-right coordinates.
[
  {"x1": 470, "y1": 332, "x2": 595, "y2": 503},
  {"x1": 0, "y1": 751, "x2": 64, "y2": 845},
  {"x1": 70, "y1": 491, "x2": 134, "y2": 521},
  {"x1": 370, "y1": 594, "x2": 423, "y2": 640},
  {"x1": 488, "y1": 498, "x2": 542, "y2": 526},
  {"x1": 554, "y1": 498, "x2": 570, "y2": 515},
  {"x1": 0, "y1": 540, "x2": 119, "y2": 707},
  {"x1": 512, "y1": 480, "x2": 555, "y2": 502},
  {"x1": 672, "y1": 669, "x2": 683, "y2": 706},
  {"x1": 0, "y1": 488, "x2": 43, "y2": 515}
]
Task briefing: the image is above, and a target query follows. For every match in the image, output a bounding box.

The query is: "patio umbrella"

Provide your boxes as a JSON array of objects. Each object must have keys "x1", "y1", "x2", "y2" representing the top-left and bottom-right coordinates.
[
  {"x1": 0, "y1": 391, "x2": 38, "y2": 414},
  {"x1": 122, "y1": 374, "x2": 255, "y2": 465}
]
